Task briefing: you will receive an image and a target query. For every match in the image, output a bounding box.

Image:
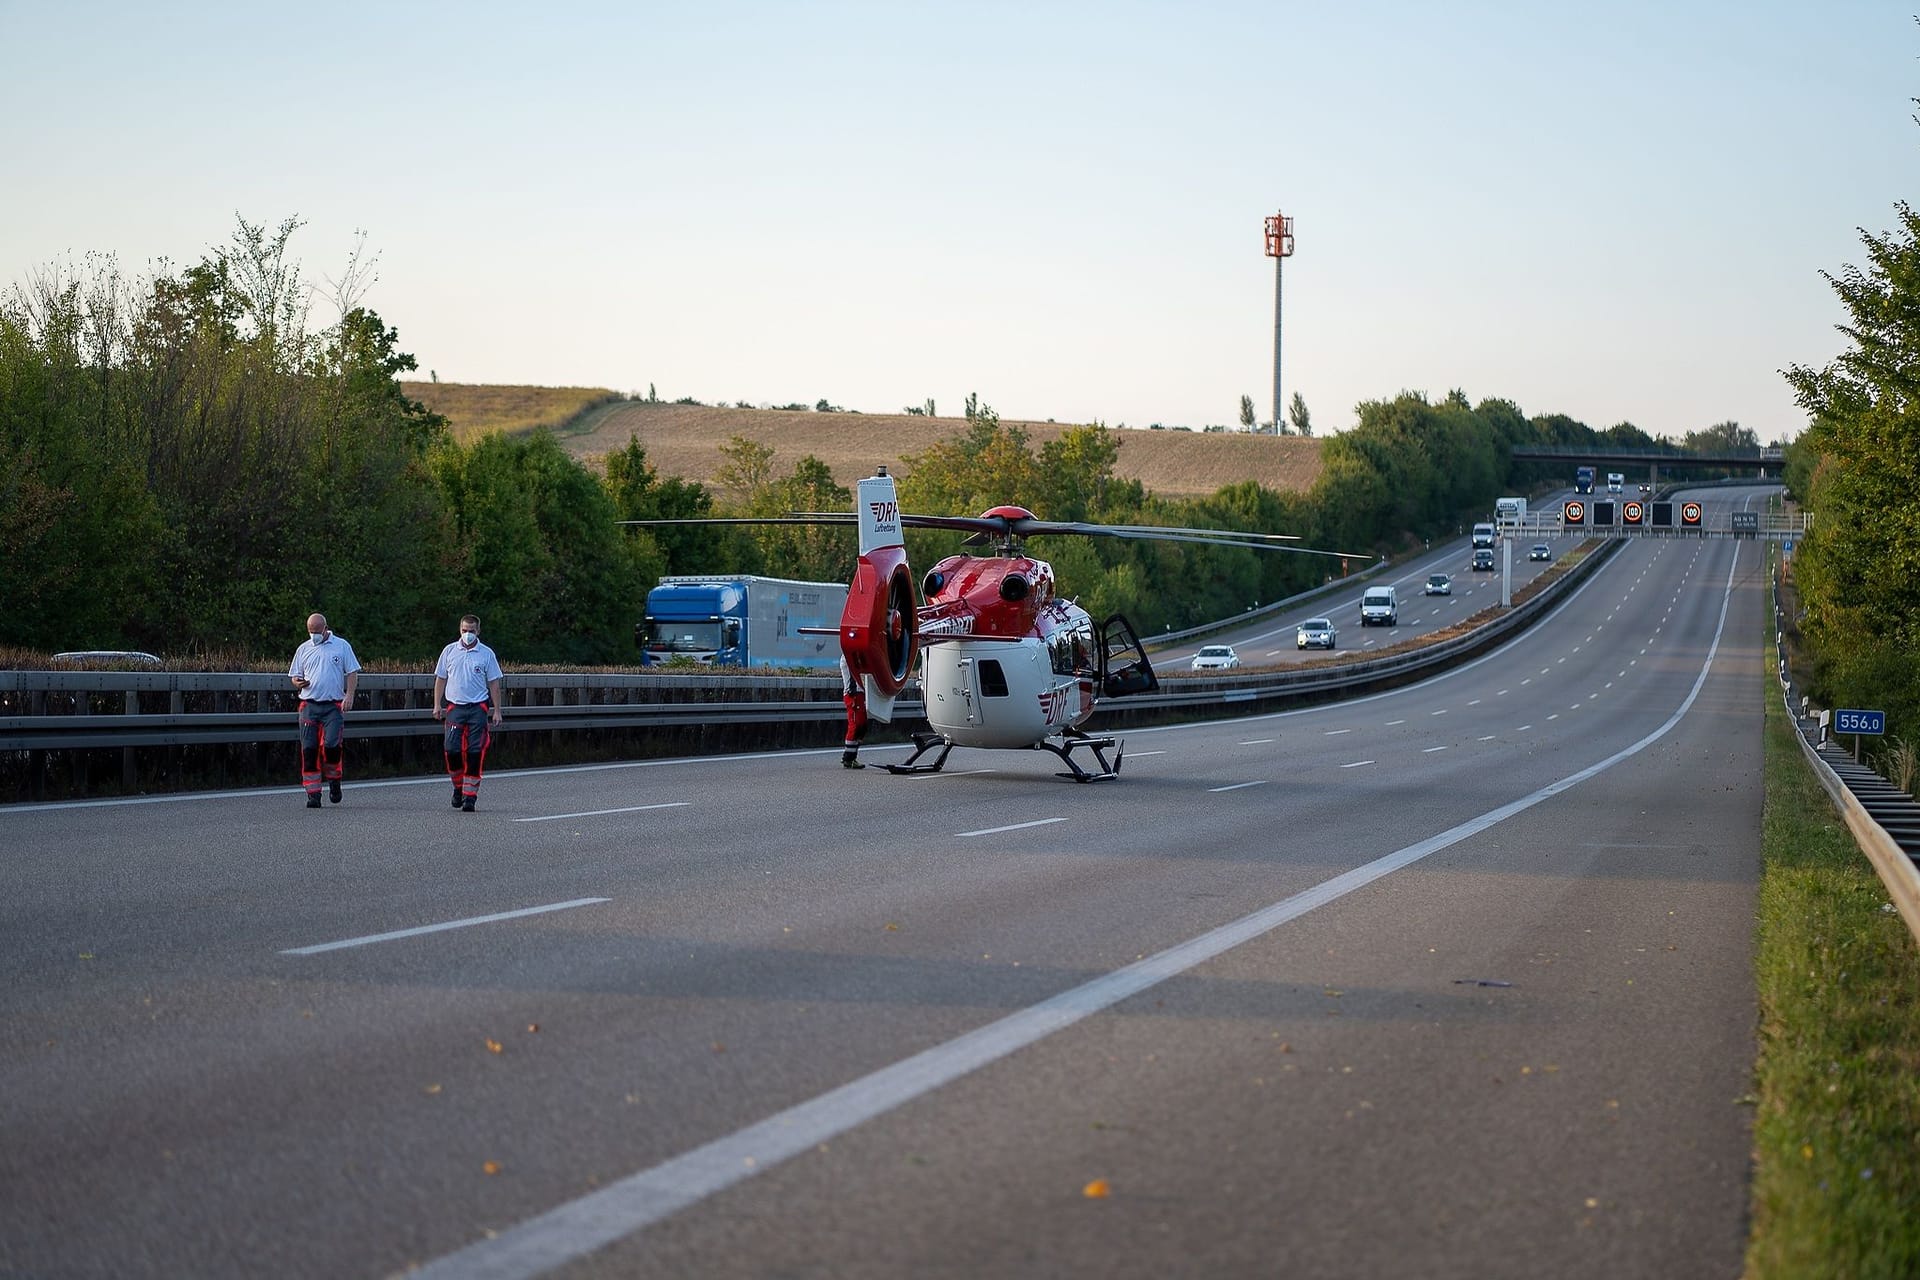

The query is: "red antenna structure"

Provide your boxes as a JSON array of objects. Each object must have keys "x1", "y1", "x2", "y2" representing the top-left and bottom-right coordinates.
[{"x1": 1263, "y1": 211, "x2": 1296, "y2": 433}]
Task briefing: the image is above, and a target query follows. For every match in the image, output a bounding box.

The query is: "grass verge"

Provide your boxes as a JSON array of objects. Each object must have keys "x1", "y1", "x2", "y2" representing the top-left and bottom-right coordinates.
[{"x1": 1746, "y1": 622, "x2": 1920, "y2": 1277}]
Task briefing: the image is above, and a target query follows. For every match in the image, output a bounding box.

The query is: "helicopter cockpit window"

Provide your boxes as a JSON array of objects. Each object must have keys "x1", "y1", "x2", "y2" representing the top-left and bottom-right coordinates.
[
  {"x1": 978, "y1": 660, "x2": 1010, "y2": 697},
  {"x1": 1050, "y1": 617, "x2": 1097, "y2": 675}
]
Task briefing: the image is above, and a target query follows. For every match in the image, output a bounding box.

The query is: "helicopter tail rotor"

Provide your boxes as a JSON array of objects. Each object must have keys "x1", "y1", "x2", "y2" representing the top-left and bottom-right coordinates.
[{"x1": 841, "y1": 471, "x2": 919, "y2": 721}]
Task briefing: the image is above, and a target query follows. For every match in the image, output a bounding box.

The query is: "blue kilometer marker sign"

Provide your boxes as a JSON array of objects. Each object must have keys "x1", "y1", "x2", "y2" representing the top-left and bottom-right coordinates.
[{"x1": 1835, "y1": 709, "x2": 1886, "y2": 736}]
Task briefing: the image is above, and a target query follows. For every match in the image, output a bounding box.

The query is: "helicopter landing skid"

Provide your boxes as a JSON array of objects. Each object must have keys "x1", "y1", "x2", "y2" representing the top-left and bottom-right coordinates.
[
  {"x1": 881, "y1": 732, "x2": 958, "y2": 775},
  {"x1": 1041, "y1": 728, "x2": 1124, "y2": 782}
]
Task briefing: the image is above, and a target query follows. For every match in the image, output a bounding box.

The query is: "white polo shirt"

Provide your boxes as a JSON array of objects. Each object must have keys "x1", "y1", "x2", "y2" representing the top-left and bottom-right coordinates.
[
  {"x1": 289, "y1": 632, "x2": 361, "y2": 701},
  {"x1": 436, "y1": 639, "x2": 503, "y2": 705}
]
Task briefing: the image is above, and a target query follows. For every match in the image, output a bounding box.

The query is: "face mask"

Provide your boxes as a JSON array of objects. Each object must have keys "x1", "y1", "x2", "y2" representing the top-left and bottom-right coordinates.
[
  {"x1": 308, "y1": 632, "x2": 325, "y2": 644},
  {"x1": 460, "y1": 631, "x2": 478, "y2": 648}
]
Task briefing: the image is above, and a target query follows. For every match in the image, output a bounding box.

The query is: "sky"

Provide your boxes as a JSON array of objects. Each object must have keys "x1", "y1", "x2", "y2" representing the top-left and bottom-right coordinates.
[{"x1": 3, "y1": 1, "x2": 1913, "y2": 442}]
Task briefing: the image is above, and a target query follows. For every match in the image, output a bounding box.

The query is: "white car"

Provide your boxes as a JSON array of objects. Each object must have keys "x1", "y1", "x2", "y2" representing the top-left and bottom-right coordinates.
[
  {"x1": 1296, "y1": 618, "x2": 1337, "y2": 650},
  {"x1": 1424, "y1": 573, "x2": 1452, "y2": 596},
  {"x1": 1190, "y1": 644, "x2": 1241, "y2": 671}
]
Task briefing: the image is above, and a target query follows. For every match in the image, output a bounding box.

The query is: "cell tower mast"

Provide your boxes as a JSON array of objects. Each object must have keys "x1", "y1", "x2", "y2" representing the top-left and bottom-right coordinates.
[{"x1": 1263, "y1": 210, "x2": 1296, "y2": 432}]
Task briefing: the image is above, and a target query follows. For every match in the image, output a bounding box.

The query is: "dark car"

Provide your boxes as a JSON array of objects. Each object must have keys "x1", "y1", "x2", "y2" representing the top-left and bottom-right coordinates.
[{"x1": 1471, "y1": 549, "x2": 1496, "y2": 572}]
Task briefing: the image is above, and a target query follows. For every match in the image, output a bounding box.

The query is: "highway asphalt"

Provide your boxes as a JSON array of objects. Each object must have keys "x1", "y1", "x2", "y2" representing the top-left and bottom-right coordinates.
[{"x1": 0, "y1": 494, "x2": 1769, "y2": 1279}]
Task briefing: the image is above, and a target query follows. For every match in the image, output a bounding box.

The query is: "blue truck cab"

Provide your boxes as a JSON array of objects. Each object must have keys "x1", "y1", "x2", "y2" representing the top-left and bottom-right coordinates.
[{"x1": 637, "y1": 575, "x2": 849, "y2": 670}]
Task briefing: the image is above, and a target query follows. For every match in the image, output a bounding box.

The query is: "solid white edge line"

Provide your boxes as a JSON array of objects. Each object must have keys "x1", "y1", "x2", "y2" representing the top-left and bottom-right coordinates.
[
  {"x1": 514, "y1": 802, "x2": 691, "y2": 824},
  {"x1": 956, "y1": 817, "x2": 1068, "y2": 838},
  {"x1": 280, "y1": 898, "x2": 611, "y2": 956},
  {"x1": 410, "y1": 542, "x2": 1746, "y2": 1280}
]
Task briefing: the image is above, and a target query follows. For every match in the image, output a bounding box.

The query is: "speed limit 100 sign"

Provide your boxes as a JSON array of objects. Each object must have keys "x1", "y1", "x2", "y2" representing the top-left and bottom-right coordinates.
[
  {"x1": 1563, "y1": 500, "x2": 1585, "y2": 525},
  {"x1": 1681, "y1": 501, "x2": 1703, "y2": 526}
]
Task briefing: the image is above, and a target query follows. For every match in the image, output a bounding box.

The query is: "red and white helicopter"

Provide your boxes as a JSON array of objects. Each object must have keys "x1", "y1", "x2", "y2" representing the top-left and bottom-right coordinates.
[{"x1": 636, "y1": 468, "x2": 1363, "y2": 781}]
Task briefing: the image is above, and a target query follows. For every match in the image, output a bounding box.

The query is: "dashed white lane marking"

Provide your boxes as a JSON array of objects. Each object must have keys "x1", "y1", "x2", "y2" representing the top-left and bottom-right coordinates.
[
  {"x1": 405, "y1": 546, "x2": 1754, "y2": 1280},
  {"x1": 1239, "y1": 739, "x2": 1275, "y2": 746},
  {"x1": 1423, "y1": 746, "x2": 1449, "y2": 753},
  {"x1": 1517, "y1": 724, "x2": 1533, "y2": 731},
  {"x1": 1384, "y1": 720, "x2": 1406, "y2": 727},
  {"x1": 1548, "y1": 713, "x2": 1561, "y2": 720},
  {"x1": 1209, "y1": 781, "x2": 1269, "y2": 793},
  {"x1": 1430, "y1": 709, "x2": 1448, "y2": 716},
  {"x1": 1325, "y1": 728, "x2": 1353, "y2": 735},
  {"x1": 910, "y1": 769, "x2": 998, "y2": 782},
  {"x1": 1130, "y1": 750, "x2": 1168, "y2": 757},
  {"x1": 958, "y1": 817, "x2": 1068, "y2": 838},
  {"x1": 1478, "y1": 735, "x2": 1497, "y2": 741},
  {"x1": 281, "y1": 898, "x2": 611, "y2": 956},
  {"x1": 516, "y1": 802, "x2": 691, "y2": 824},
  {"x1": 1467, "y1": 699, "x2": 1482, "y2": 706},
  {"x1": 1497, "y1": 689, "x2": 1508, "y2": 696},
  {"x1": 1340, "y1": 760, "x2": 1376, "y2": 769}
]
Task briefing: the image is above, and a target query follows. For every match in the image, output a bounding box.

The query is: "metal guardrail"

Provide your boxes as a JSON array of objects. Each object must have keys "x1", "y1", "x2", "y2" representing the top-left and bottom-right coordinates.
[
  {"x1": 1773, "y1": 569, "x2": 1920, "y2": 945},
  {"x1": 0, "y1": 541, "x2": 1625, "y2": 757},
  {"x1": 1145, "y1": 558, "x2": 1390, "y2": 650}
]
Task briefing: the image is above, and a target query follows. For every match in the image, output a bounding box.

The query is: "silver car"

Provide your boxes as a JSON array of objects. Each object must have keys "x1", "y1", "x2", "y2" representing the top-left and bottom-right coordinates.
[{"x1": 1296, "y1": 618, "x2": 1337, "y2": 650}]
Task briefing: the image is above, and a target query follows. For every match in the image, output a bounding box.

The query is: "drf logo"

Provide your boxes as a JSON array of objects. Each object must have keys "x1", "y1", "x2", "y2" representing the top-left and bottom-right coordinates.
[
  {"x1": 868, "y1": 500, "x2": 899, "y2": 530},
  {"x1": 1037, "y1": 686, "x2": 1071, "y2": 725}
]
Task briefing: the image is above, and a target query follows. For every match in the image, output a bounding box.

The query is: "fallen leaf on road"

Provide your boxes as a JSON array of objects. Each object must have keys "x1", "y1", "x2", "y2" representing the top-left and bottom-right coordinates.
[
  {"x1": 885, "y1": 922, "x2": 900, "y2": 932},
  {"x1": 526, "y1": 1024, "x2": 540, "y2": 1034},
  {"x1": 1083, "y1": 1179, "x2": 1111, "y2": 1199},
  {"x1": 483, "y1": 1161, "x2": 501, "y2": 1175},
  {"x1": 485, "y1": 1039, "x2": 504, "y2": 1054},
  {"x1": 424, "y1": 1083, "x2": 442, "y2": 1095}
]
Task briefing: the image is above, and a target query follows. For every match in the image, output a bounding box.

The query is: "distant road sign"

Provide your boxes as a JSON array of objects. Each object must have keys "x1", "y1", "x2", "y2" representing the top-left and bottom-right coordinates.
[
  {"x1": 1623, "y1": 500, "x2": 1644, "y2": 525},
  {"x1": 1563, "y1": 500, "x2": 1585, "y2": 525},
  {"x1": 1731, "y1": 511, "x2": 1759, "y2": 536},
  {"x1": 1651, "y1": 501, "x2": 1674, "y2": 527},
  {"x1": 1835, "y1": 709, "x2": 1886, "y2": 735},
  {"x1": 1681, "y1": 501, "x2": 1703, "y2": 527},
  {"x1": 1784, "y1": 540, "x2": 1794, "y2": 554}
]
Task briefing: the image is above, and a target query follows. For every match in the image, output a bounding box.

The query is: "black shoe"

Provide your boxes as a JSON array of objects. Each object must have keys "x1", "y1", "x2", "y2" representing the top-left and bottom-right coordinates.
[
  {"x1": 461, "y1": 798, "x2": 476, "y2": 812},
  {"x1": 329, "y1": 780, "x2": 342, "y2": 804},
  {"x1": 306, "y1": 795, "x2": 322, "y2": 808},
  {"x1": 453, "y1": 789, "x2": 465, "y2": 808},
  {"x1": 841, "y1": 756, "x2": 864, "y2": 769}
]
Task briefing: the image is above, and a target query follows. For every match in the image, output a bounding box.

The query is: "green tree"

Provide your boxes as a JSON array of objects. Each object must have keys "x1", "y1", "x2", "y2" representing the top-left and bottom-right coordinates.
[
  {"x1": 1288, "y1": 391, "x2": 1312, "y2": 437},
  {"x1": 1239, "y1": 394, "x2": 1257, "y2": 431},
  {"x1": 1785, "y1": 199, "x2": 1920, "y2": 727}
]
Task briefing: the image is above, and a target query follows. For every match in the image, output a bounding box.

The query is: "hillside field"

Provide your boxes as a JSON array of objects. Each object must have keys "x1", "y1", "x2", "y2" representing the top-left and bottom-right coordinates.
[{"x1": 401, "y1": 384, "x2": 1325, "y2": 501}]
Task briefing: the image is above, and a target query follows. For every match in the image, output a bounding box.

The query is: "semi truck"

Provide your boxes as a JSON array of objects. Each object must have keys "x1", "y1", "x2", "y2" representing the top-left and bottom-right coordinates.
[
  {"x1": 1494, "y1": 496, "x2": 1526, "y2": 529},
  {"x1": 637, "y1": 575, "x2": 849, "y2": 669},
  {"x1": 1574, "y1": 465, "x2": 1595, "y2": 494}
]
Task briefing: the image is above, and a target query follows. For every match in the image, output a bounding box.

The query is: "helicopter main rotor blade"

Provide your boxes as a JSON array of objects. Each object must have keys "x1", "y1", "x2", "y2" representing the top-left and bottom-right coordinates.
[{"x1": 623, "y1": 514, "x2": 1373, "y2": 561}]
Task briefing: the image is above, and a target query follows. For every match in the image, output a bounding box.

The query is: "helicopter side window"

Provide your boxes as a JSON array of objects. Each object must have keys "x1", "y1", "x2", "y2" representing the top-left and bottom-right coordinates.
[{"x1": 977, "y1": 660, "x2": 1009, "y2": 697}]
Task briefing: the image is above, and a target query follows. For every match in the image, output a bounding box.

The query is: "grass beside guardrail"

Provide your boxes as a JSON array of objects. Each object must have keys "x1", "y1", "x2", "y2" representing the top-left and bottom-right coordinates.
[{"x1": 1745, "y1": 630, "x2": 1920, "y2": 1278}]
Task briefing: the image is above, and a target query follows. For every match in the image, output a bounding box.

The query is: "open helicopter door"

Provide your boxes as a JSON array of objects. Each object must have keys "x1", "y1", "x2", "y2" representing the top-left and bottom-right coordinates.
[
  {"x1": 1097, "y1": 614, "x2": 1159, "y2": 698},
  {"x1": 841, "y1": 470, "x2": 918, "y2": 723}
]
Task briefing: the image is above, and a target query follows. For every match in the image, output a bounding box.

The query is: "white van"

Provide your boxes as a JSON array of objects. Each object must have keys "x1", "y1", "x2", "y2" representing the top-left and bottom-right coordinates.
[
  {"x1": 1360, "y1": 585, "x2": 1398, "y2": 626},
  {"x1": 1471, "y1": 522, "x2": 1496, "y2": 549}
]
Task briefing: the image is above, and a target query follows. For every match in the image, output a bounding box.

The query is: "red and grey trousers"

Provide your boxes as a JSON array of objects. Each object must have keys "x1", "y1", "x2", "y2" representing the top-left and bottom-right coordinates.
[
  {"x1": 297, "y1": 700, "x2": 345, "y2": 797},
  {"x1": 443, "y1": 702, "x2": 493, "y2": 800}
]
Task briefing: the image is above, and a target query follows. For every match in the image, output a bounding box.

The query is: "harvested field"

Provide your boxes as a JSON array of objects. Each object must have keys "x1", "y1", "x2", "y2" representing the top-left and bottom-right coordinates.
[
  {"x1": 402, "y1": 381, "x2": 622, "y2": 443},
  {"x1": 533, "y1": 401, "x2": 1325, "y2": 501}
]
